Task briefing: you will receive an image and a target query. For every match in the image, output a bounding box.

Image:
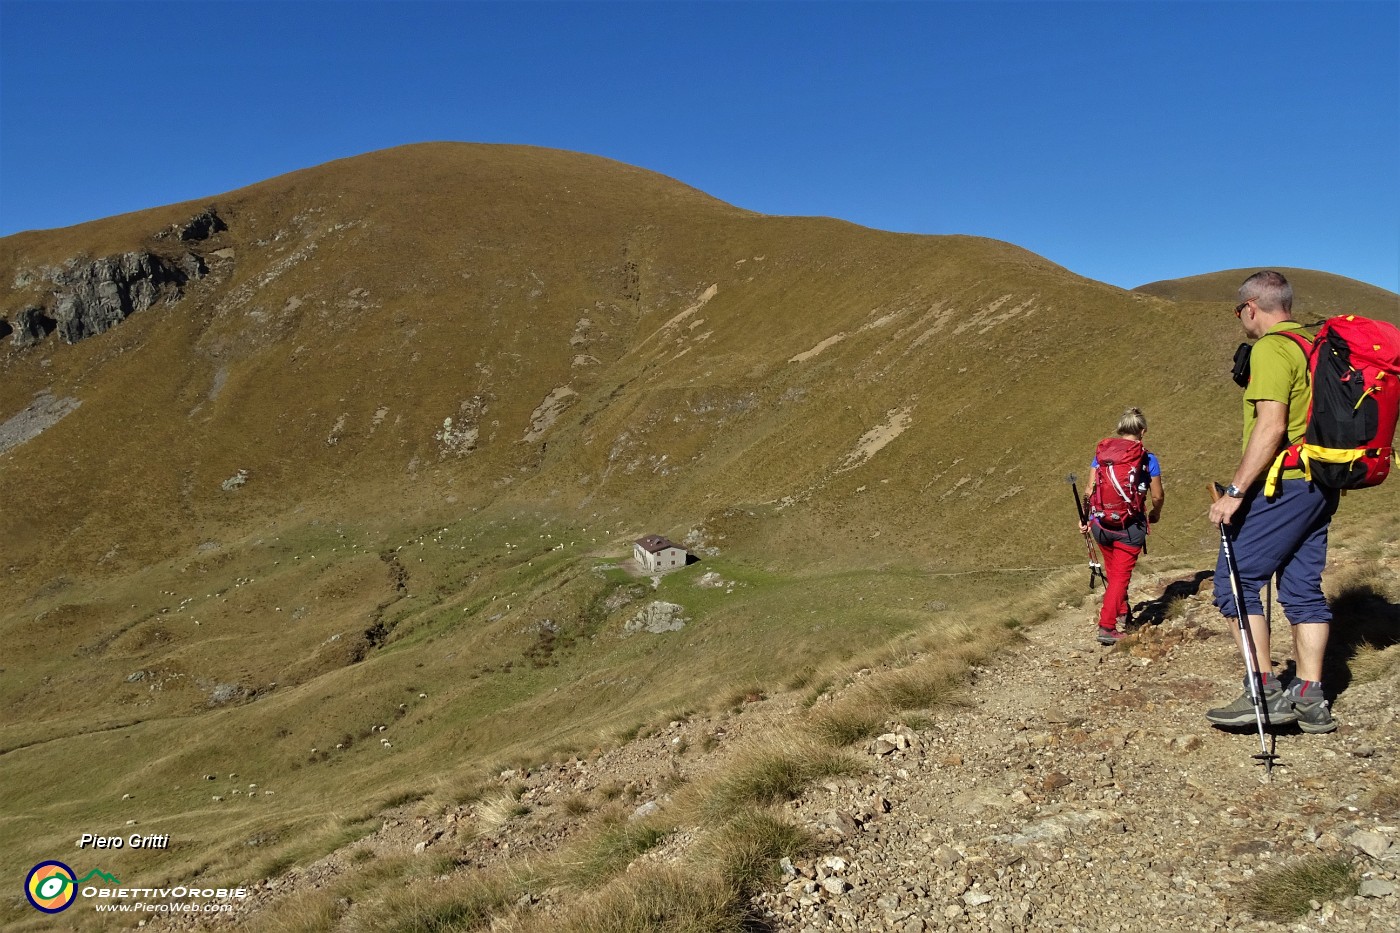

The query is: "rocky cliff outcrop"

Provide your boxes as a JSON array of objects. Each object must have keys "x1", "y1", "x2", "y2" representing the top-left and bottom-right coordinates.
[
  {"x1": 155, "y1": 206, "x2": 227, "y2": 242},
  {"x1": 5, "y1": 207, "x2": 226, "y2": 349},
  {"x1": 46, "y1": 250, "x2": 206, "y2": 344},
  {"x1": 9, "y1": 306, "x2": 56, "y2": 349}
]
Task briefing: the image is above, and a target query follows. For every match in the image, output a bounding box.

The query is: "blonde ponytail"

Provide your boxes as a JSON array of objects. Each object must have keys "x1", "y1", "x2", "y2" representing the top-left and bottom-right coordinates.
[{"x1": 1115, "y1": 407, "x2": 1147, "y2": 438}]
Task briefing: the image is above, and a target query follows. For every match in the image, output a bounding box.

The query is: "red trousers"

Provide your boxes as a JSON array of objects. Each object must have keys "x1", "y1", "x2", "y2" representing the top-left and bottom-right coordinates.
[{"x1": 1097, "y1": 537, "x2": 1140, "y2": 629}]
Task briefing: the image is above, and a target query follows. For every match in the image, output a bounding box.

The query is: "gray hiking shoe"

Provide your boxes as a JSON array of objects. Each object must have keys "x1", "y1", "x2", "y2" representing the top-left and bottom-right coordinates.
[
  {"x1": 1096, "y1": 627, "x2": 1125, "y2": 646},
  {"x1": 1205, "y1": 677, "x2": 1298, "y2": 728},
  {"x1": 1287, "y1": 682, "x2": 1337, "y2": 734}
]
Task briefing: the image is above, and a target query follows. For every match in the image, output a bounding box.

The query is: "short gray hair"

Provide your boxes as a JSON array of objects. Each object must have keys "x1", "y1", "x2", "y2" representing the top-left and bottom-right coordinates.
[{"x1": 1239, "y1": 270, "x2": 1293, "y2": 314}]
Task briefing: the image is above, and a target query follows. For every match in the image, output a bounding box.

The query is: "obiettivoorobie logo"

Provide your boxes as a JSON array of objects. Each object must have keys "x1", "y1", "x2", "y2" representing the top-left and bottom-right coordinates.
[{"x1": 24, "y1": 861, "x2": 121, "y2": 913}]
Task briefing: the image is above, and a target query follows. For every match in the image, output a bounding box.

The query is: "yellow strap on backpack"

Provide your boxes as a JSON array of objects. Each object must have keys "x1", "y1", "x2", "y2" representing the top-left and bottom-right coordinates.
[{"x1": 1261, "y1": 444, "x2": 1393, "y2": 497}]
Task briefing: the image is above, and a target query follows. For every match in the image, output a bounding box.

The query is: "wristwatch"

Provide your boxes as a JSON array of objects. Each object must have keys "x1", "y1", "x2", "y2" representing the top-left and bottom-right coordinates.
[{"x1": 1224, "y1": 484, "x2": 1245, "y2": 498}]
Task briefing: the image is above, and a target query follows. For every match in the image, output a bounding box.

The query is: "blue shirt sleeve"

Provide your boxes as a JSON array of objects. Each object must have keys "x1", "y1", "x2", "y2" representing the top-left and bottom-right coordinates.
[{"x1": 1091, "y1": 453, "x2": 1160, "y2": 475}]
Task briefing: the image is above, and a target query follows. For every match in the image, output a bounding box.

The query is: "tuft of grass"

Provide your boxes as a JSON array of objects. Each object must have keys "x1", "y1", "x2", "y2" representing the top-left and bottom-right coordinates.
[
  {"x1": 1241, "y1": 855, "x2": 1358, "y2": 922},
  {"x1": 1326, "y1": 566, "x2": 1400, "y2": 684},
  {"x1": 722, "y1": 683, "x2": 767, "y2": 711},
  {"x1": 248, "y1": 896, "x2": 343, "y2": 933},
  {"x1": 561, "y1": 816, "x2": 674, "y2": 889},
  {"x1": 1349, "y1": 644, "x2": 1400, "y2": 685},
  {"x1": 561, "y1": 794, "x2": 594, "y2": 816},
  {"x1": 378, "y1": 787, "x2": 430, "y2": 810},
  {"x1": 1014, "y1": 573, "x2": 1090, "y2": 625},
  {"x1": 656, "y1": 771, "x2": 688, "y2": 795},
  {"x1": 527, "y1": 810, "x2": 818, "y2": 932},
  {"x1": 252, "y1": 853, "x2": 297, "y2": 882},
  {"x1": 901, "y1": 712, "x2": 934, "y2": 731},
  {"x1": 476, "y1": 793, "x2": 531, "y2": 832},
  {"x1": 800, "y1": 678, "x2": 833, "y2": 709},
  {"x1": 1165, "y1": 594, "x2": 1191, "y2": 622},
  {"x1": 544, "y1": 741, "x2": 585, "y2": 761},
  {"x1": 447, "y1": 779, "x2": 489, "y2": 807},
  {"x1": 702, "y1": 809, "x2": 822, "y2": 892},
  {"x1": 1328, "y1": 568, "x2": 1398, "y2": 633},
  {"x1": 541, "y1": 865, "x2": 744, "y2": 933},
  {"x1": 870, "y1": 667, "x2": 956, "y2": 711},
  {"x1": 701, "y1": 740, "x2": 860, "y2": 819},
  {"x1": 786, "y1": 665, "x2": 818, "y2": 690},
  {"x1": 344, "y1": 868, "x2": 523, "y2": 933},
  {"x1": 425, "y1": 852, "x2": 466, "y2": 876},
  {"x1": 245, "y1": 855, "x2": 419, "y2": 933},
  {"x1": 809, "y1": 702, "x2": 886, "y2": 747}
]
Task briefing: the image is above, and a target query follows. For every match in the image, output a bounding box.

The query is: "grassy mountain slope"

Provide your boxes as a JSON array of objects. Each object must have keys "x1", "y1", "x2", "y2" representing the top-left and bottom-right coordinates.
[
  {"x1": 1135, "y1": 267, "x2": 1400, "y2": 318},
  {"x1": 1, "y1": 143, "x2": 1397, "y2": 926}
]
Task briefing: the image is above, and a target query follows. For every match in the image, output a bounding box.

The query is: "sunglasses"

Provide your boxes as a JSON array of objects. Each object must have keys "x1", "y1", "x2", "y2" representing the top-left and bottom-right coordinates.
[{"x1": 1234, "y1": 298, "x2": 1254, "y2": 318}]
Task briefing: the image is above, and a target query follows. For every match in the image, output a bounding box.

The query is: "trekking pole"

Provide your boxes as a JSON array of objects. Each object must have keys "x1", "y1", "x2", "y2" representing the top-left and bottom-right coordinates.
[
  {"x1": 1264, "y1": 577, "x2": 1273, "y2": 632},
  {"x1": 1066, "y1": 474, "x2": 1108, "y2": 590},
  {"x1": 1210, "y1": 483, "x2": 1279, "y2": 779}
]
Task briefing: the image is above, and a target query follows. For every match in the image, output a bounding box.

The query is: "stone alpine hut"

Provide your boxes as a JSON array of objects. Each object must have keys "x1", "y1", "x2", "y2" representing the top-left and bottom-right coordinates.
[{"x1": 634, "y1": 534, "x2": 689, "y2": 573}]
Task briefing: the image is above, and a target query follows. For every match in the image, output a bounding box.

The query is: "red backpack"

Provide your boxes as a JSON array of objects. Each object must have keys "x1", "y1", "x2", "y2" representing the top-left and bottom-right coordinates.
[
  {"x1": 1089, "y1": 437, "x2": 1151, "y2": 528},
  {"x1": 1264, "y1": 315, "x2": 1400, "y2": 496}
]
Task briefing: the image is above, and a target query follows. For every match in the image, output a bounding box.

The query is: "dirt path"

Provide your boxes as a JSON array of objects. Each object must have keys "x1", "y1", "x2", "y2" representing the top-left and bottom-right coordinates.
[{"x1": 753, "y1": 568, "x2": 1400, "y2": 931}]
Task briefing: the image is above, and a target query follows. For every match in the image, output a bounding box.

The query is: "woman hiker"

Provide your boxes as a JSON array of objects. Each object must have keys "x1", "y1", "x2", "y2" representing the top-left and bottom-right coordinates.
[{"x1": 1081, "y1": 407, "x2": 1165, "y2": 645}]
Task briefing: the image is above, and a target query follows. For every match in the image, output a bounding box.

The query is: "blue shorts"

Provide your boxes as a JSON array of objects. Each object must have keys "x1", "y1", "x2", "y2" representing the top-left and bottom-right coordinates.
[{"x1": 1213, "y1": 479, "x2": 1339, "y2": 623}]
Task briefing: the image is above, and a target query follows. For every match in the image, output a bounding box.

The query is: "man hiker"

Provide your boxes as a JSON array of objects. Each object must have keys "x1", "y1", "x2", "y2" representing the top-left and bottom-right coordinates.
[{"x1": 1206, "y1": 270, "x2": 1339, "y2": 733}]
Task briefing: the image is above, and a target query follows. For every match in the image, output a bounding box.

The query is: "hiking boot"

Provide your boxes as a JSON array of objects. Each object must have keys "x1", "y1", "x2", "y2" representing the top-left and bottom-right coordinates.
[
  {"x1": 1205, "y1": 677, "x2": 1298, "y2": 728},
  {"x1": 1287, "y1": 681, "x2": 1337, "y2": 734},
  {"x1": 1096, "y1": 627, "x2": 1124, "y2": 646}
]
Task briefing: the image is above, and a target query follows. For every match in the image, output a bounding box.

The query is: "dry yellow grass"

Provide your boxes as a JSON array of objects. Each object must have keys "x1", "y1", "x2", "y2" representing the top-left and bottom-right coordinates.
[{"x1": 1240, "y1": 855, "x2": 1358, "y2": 922}]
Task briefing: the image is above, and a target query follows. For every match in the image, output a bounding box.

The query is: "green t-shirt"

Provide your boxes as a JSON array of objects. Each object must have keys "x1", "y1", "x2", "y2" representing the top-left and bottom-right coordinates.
[{"x1": 1244, "y1": 322, "x2": 1311, "y2": 479}]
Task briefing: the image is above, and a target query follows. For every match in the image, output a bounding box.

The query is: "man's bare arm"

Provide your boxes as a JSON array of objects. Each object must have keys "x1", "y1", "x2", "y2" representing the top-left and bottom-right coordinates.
[{"x1": 1207, "y1": 400, "x2": 1289, "y2": 525}]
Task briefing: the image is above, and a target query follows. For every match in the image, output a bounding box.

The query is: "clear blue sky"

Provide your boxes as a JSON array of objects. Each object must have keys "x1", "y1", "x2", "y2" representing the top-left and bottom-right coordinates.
[{"x1": 2, "y1": 1, "x2": 1397, "y2": 292}]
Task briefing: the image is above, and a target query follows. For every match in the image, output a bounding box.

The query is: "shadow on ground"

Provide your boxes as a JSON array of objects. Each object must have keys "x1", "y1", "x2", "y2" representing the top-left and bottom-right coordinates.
[
  {"x1": 1323, "y1": 581, "x2": 1400, "y2": 698},
  {"x1": 1133, "y1": 570, "x2": 1212, "y2": 628}
]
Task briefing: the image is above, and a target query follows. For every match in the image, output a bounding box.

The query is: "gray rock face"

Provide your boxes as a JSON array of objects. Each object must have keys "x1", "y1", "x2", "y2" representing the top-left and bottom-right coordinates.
[
  {"x1": 6, "y1": 208, "x2": 222, "y2": 350},
  {"x1": 10, "y1": 306, "x2": 57, "y2": 348},
  {"x1": 178, "y1": 208, "x2": 227, "y2": 242},
  {"x1": 207, "y1": 683, "x2": 248, "y2": 706},
  {"x1": 624, "y1": 601, "x2": 689, "y2": 634},
  {"x1": 48, "y1": 250, "x2": 204, "y2": 344}
]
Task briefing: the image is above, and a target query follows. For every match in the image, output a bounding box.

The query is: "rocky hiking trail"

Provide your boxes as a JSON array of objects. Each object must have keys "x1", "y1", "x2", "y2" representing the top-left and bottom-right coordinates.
[
  {"x1": 157, "y1": 566, "x2": 1399, "y2": 933},
  {"x1": 753, "y1": 567, "x2": 1400, "y2": 932}
]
